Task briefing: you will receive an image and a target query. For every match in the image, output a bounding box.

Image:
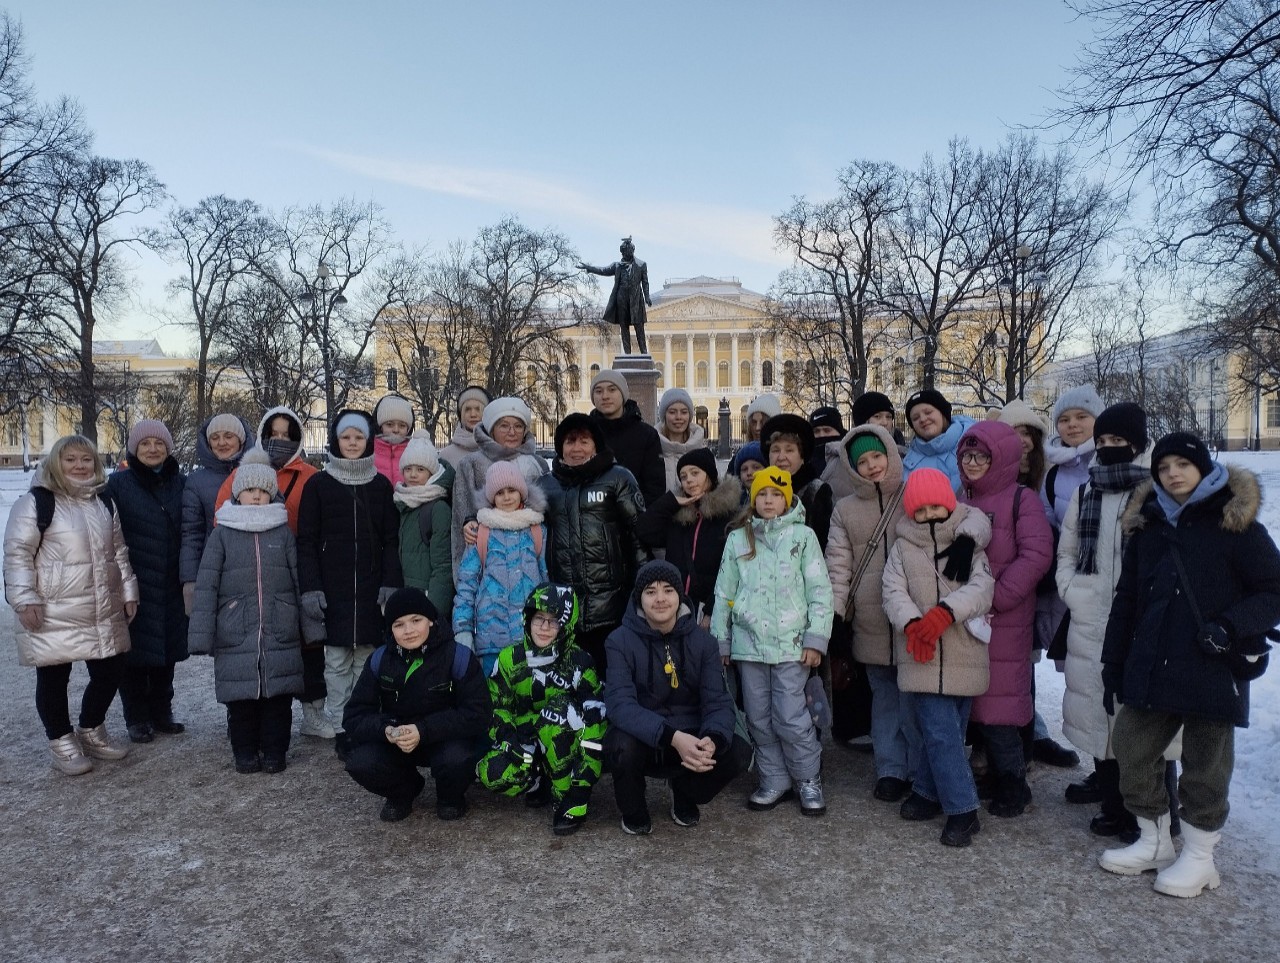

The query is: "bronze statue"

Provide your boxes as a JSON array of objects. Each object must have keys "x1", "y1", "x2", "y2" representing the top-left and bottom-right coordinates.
[{"x1": 578, "y1": 236, "x2": 651, "y2": 355}]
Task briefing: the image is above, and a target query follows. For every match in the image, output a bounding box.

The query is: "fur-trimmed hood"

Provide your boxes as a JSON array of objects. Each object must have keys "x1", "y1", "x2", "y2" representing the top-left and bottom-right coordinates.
[
  {"x1": 829, "y1": 423, "x2": 903, "y2": 501},
  {"x1": 1123, "y1": 464, "x2": 1261, "y2": 535},
  {"x1": 673, "y1": 475, "x2": 742, "y2": 525}
]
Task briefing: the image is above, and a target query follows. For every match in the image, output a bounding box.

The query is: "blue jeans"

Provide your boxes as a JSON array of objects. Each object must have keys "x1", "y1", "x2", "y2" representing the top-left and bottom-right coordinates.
[
  {"x1": 911, "y1": 693, "x2": 978, "y2": 815},
  {"x1": 866, "y1": 664, "x2": 921, "y2": 782}
]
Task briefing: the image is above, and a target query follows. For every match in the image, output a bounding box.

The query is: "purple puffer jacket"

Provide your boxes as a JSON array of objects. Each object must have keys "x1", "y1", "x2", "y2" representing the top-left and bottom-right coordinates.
[{"x1": 958, "y1": 421, "x2": 1054, "y2": 726}]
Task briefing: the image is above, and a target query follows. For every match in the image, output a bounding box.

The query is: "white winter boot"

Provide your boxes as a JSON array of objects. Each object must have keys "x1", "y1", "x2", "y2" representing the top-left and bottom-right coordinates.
[
  {"x1": 299, "y1": 700, "x2": 336, "y2": 739},
  {"x1": 75, "y1": 723, "x2": 130, "y2": 760},
  {"x1": 1099, "y1": 814, "x2": 1176, "y2": 875},
  {"x1": 48, "y1": 733, "x2": 94, "y2": 776},
  {"x1": 1153, "y1": 822, "x2": 1221, "y2": 898}
]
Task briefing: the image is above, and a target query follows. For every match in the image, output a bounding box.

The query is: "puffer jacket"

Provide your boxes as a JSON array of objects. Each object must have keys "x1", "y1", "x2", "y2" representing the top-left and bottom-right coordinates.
[
  {"x1": 881, "y1": 504, "x2": 995, "y2": 697},
  {"x1": 179, "y1": 415, "x2": 253, "y2": 583},
  {"x1": 450, "y1": 423, "x2": 548, "y2": 569},
  {"x1": 214, "y1": 407, "x2": 319, "y2": 534},
  {"x1": 188, "y1": 502, "x2": 318, "y2": 703},
  {"x1": 538, "y1": 452, "x2": 650, "y2": 633},
  {"x1": 4, "y1": 472, "x2": 138, "y2": 667},
  {"x1": 903, "y1": 414, "x2": 977, "y2": 493},
  {"x1": 439, "y1": 423, "x2": 479, "y2": 474},
  {"x1": 1057, "y1": 447, "x2": 1151, "y2": 759},
  {"x1": 656, "y1": 424, "x2": 707, "y2": 494},
  {"x1": 453, "y1": 496, "x2": 549, "y2": 662},
  {"x1": 634, "y1": 475, "x2": 742, "y2": 619},
  {"x1": 791, "y1": 462, "x2": 834, "y2": 552},
  {"x1": 710, "y1": 498, "x2": 834, "y2": 663},
  {"x1": 395, "y1": 460, "x2": 455, "y2": 623},
  {"x1": 959, "y1": 420, "x2": 1054, "y2": 726},
  {"x1": 488, "y1": 632, "x2": 606, "y2": 750},
  {"x1": 590, "y1": 404, "x2": 666, "y2": 508},
  {"x1": 604, "y1": 603, "x2": 735, "y2": 748},
  {"x1": 1042, "y1": 436, "x2": 1095, "y2": 528},
  {"x1": 1103, "y1": 466, "x2": 1280, "y2": 728},
  {"x1": 107, "y1": 457, "x2": 189, "y2": 667},
  {"x1": 825, "y1": 424, "x2": 905, "y2": 666},
  {"x1": 374, "y1": 436, "x2": 409, "y2": 487}
]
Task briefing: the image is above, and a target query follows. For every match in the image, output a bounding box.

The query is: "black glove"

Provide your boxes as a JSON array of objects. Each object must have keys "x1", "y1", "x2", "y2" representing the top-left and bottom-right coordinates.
[
  {"x1": 1198, "y1": 622, "x2": 1231, "y2": 657},
  {"x1": 1101, "y1": 663, "x2": 1123, "y2": 716},
  {"x1": 937, "y1": 535, "x2": 975, "y2": 583}
]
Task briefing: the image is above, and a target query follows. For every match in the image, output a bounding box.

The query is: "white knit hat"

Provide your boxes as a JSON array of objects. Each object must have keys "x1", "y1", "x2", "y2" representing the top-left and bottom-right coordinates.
[
  {"x1": 1052, "y1": 385, "x2": 1105, "y2": 423},
  {"x1": 993, "y1": 399, "x2": 1048, "y2": 436},
  {"x1": 374, "y1": 394, "x2": 414, "y2": 431},
  {"x1": 231, "y1": 448, "x2": 278, "y2": 499},
  {"x1": 399, "y1": 431, "x2": 441, "y2": 475},
  {"x1": 205, "y1": 413, "x2": 246, "y2": 444},
  {"x1": 746, "y1": 393, "x2": 782, "y2": 420},
  {"x1": 590, "y1": 369, "x2": 630, "y2": 404},
  {"x1": 481, "y1": 397, "x2": 533, "y2": 435}
]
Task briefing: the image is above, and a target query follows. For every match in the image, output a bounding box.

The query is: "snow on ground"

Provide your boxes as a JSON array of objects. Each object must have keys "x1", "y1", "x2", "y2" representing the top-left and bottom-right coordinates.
[{"x1": 2, "y1": 453, "x2": 1279, "y2": 873}]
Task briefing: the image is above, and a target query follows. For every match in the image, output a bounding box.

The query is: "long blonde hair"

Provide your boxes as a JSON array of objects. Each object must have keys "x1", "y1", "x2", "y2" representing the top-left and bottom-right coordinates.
[
  {"x1": 727, "y1": 505, "x2": 759, "y2": 561},
  {"x1": 42, "y1": 435, "x2": 107, "y2": 496}
]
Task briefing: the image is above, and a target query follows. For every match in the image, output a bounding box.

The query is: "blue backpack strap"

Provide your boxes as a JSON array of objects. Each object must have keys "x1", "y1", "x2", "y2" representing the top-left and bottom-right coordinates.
[
  {"x1": 451, "y1": 643, "x2": 472, "y2": 682},
  {"x1": 369, "y1": 644, "x2": 388, "y2": 677}
]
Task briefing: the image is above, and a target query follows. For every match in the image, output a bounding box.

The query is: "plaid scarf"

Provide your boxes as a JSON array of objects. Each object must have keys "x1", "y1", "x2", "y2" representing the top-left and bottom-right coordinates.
[{"x1": 1075, "y1": 461, "x2": 1149, "y2": 574}]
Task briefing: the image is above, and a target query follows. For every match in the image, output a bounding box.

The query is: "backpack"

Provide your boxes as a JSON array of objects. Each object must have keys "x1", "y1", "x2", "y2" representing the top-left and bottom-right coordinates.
[
  {"x1": 476, "y1": 523, "x2": 543, "y2": 565},
  {"x1": 32, "y1": 486, "x2": 115, "y2": 549},
  {"x1": 369, "y1": 641, "x2": 472, "y2": 682}
]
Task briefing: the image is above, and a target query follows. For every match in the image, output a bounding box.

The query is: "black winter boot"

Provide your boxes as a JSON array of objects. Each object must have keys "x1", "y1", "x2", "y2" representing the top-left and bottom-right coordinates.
[
  {"x1": 941, "y1": 810, "x2": 981, "y2": 847},
  {"x1": 987, "y1": 773, "x2": 1032, "y2": 818}
]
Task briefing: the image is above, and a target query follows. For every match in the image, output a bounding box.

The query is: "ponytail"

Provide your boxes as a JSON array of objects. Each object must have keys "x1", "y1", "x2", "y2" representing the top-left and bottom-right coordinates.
[{"x1": 728, "y1": 506, "x2": 758, "y2": 561}]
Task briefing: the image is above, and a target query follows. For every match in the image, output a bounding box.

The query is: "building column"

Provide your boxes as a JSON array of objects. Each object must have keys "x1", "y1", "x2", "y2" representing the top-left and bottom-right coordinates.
[
  {"x1": 731, "y1": 334, "x2": 740, "y2": 390},
  {"x1": 686, "y1": 333, "x2": 695, "y2": 390},
  {"x1": 753, "y1": 335, "x2": 762, "y2": 390},
  {"x1": 708, "y1": 331, "x2": 717, "y2": 393},
  {"x1": 664, "y1": 334, "x2": 673, "y2": 389}
]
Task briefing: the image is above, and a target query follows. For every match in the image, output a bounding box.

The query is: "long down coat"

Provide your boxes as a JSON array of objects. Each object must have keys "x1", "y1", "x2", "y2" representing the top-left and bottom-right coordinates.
[
  {"x1": 179, "y1": 415, "x2": 253, "y2": 584},
  {"x1": 107, "y1": 457, "x2": 189, "y2": 668}
]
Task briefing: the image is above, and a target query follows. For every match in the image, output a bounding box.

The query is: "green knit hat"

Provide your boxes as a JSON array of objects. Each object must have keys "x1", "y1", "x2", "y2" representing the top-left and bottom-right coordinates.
[{"x1": 847, "y1": 433, "x2": 887, "y2": 465}]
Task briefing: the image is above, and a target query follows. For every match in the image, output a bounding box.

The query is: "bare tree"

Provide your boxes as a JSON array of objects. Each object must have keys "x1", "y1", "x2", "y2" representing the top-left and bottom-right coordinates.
[{"x1": 214, "y1": 278, "x2": 313, "y2": 416}]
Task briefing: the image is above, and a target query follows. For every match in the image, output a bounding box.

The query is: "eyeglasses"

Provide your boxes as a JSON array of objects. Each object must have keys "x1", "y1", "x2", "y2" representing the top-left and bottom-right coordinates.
[
  {"x1": 960, "y1": 451, "x2": 991, "y2": 465},
  {"x1": 530, "y1": 614, "x2": 559, "y2": 629}
]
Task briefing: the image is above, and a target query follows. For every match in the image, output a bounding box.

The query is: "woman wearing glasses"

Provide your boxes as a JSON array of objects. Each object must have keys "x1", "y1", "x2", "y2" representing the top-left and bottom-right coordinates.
[{"x1": 956, "y1": 420, "x2": 1054, "y2": 818}]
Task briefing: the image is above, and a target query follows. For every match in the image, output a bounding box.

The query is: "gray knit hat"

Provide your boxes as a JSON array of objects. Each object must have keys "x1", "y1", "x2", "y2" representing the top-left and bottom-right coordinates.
[
  {"x1": 1052, "y1": 384, "x2": 1105, "y2": 423},
  {"x1": 206, "y1": 413, "x2": 246, "y2": 444},
  {"x1": 591, "y1": 369, "x2": 630, "y2": 404},
  {"x1": 658, "y1": 387, "x2": 694, "y2": 425},
  {"x1": 231, "y1": 447, "x2": 278, "y2": 499}
]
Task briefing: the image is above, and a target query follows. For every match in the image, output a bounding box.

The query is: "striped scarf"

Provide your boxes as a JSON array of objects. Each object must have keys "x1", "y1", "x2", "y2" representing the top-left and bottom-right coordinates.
[{"x1": 1075, "y1": 461, "x2": 1149, "y2": 574}]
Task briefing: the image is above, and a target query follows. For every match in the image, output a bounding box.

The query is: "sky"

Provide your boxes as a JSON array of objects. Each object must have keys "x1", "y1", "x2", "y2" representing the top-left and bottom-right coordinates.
[{"x1": 9, "y1": 0, "x2": 1104, "y2": 354}]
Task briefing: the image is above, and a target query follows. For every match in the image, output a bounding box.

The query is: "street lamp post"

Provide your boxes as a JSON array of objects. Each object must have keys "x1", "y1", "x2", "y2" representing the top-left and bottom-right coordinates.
[
  {"x1": 997, "y1": 244, "x2": 1046, "y2": 401},
  {"x1": 296, "y1": 263, "x2": 348, "y2": 423}
]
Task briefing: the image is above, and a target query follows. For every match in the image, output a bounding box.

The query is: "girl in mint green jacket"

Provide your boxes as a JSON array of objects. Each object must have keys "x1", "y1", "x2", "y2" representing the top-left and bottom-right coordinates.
[{"x1": 711, "y1": 467, "x2": 834, "y2": 815}]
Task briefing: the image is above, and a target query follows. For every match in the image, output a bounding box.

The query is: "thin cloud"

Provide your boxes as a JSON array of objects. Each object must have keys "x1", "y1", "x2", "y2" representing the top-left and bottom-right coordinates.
[{"x1": 293, "y1": 144, "x2": 785, "y2": 268}]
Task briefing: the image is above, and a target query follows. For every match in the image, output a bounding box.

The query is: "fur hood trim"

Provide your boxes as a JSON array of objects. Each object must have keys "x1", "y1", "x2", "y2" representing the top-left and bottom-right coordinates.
[
  {"x1": 1124, "y1": 464, "x2": 1261, "y2": 535},
  {"x1": 674, "y1": 475, "x2": 742, "y2": 525}
]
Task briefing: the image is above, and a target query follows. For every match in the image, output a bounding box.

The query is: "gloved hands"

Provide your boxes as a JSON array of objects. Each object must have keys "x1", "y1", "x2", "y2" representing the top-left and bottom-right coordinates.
[
  {"x1": 182, "y1": 582, "x2": 196, "y2": 617},
  {"x1": 301, "y1": 591, "x2": 327, "y2": 623},
  {"x1": 1101, "y1": 663, "x2": 1123, "y2": 716},
  {"x1": 904, "y1": 619, "x2": 935, "y2": 664},
  {"x1": 937, "y1": 536, "x2": 976, "y2": 583},
  {"x1": 905, "y1": 605, "x2": 953, "y2": 663},
  {"x1": 1198, "y1": 622, "x2": 1231, "y2": 657},
  {"x1": 455, "y1": 631, "x2": 475, "y2": 651},
  {"x1": 377, "y1": 586, "x2": 397, "y2": 610}
]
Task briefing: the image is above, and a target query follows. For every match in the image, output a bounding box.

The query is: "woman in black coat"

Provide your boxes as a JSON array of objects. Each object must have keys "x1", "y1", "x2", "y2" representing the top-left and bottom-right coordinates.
[
  {"x1": 107, "y1": 419, "x2": 189, "y2": 742},
  {"x1": 1099, "y1": 433, "x2": 1280, "y2": 897},
  {"x1": 537, "y1": 413, "x2": 651, "y2": 677}
]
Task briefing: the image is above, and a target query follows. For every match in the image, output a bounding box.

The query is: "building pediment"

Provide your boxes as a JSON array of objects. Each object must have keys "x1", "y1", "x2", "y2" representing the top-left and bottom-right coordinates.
[{"x1": 649, "y1": 293, "x2": 766, "y2": 322}]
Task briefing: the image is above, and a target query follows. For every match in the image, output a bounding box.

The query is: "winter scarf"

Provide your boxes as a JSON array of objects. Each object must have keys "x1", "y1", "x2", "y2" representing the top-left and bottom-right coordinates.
[
  {"x1": 1075, "y1": 460, "x2": 1149, "y2": 574},
  {"x1": 214, "y1": 502, "x2": 289, "y2": 533},
  {"x1": 1155, "y1": 462, "x2": 1229, "y2": 527},
  {"x1": 392, "y1": 469, "x2": 450, "y2": 509},
  {"x1": 325, "y1": 454, "x2": 378, "y2": 485}
]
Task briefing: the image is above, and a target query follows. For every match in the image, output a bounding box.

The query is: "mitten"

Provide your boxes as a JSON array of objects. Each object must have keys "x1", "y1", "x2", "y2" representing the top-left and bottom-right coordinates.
[
  {"x1": 455, "y1": 630, "x2": 475, "y2": 651},
  {"x1": 914, "y1": 604, "x2": 954, "y2": 645},
  {"x1": 1198, "y1": 622, "x2": 1230, "y2": 657},
  {"x1": 377, "y1": 586, "x2": 396, "y2": 610},
  {"x1": 301, "y1": 591, "x2": 327, "y2": 622},
  {"x1": 182, "y1": 582, "x2": 196, "y2": 617},
  {"x1": 937, "y1": 536, "x2": 975, "y2": 583},
  {"x1": 1101, "y1": 663, "x2": 1123, "y2": 716}
]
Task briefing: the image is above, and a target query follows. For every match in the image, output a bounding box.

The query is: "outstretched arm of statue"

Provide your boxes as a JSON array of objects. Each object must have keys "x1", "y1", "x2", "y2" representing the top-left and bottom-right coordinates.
[{"x1": 576, "y1": 261, "x2": 616, "y2": 277}]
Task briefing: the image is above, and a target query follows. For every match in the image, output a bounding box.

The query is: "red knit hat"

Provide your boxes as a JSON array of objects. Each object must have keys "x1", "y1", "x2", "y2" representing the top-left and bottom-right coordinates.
[{"x1": 903, "y1": 468, "x2": 956, "y2": 518}]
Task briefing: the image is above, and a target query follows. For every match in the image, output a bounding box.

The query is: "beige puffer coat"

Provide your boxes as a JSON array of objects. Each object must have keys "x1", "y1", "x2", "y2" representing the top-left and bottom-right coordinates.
[
  {"x1": 881, "y1": 504, "x2": 995, "y2": 697},
  {"x1": 3, "y1": 473, "x2": 138, "y2": 667},
  {"x1": 825, "y1": 425, "x2": 905, "y2": 666}
]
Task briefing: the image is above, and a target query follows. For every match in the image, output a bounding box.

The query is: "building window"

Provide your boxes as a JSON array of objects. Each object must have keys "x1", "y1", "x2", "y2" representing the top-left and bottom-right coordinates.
[
  {"x1": 590, "y1": 363, "x2": 600, "y2": 383},
  {"x1": 718, "y1": 361, "x2": 730, "y2": 389},
  {"x1": 526, "y1": 365, "x2": 537, "y2": 390},
  {"x1": 696, "y1": 361, "x2": 709, "y2": 389},
  {"x1": 894, "y1": 358, "x2": 906, "y2": 387},
  {"x1": 567, "y1": 365, "x2": 581, "y2": 394},
  {"x1": 740, "y1": 359, "x2": 752, "y2": 387},
  {"x1": 783, "y1": 360, "x2": 795, "y2": 391},
  {"x1": 739, "y1": 405, "x2": 750, "y2": 439},
  {"x1": 762, "y1": 360, "x2": 774, "y2": 387},
  {"x1": 675, "y1": 361, "x2": 687, "y2": 388},
  {"x1": 872, "y1": 358, "x2": 883, "y2": 390},
  {"x1": 1267, "y1": 397, "x2": 1280, "y2": 429},
  {"x1": 386, "y1": 368, "x2": 398, "y2": 392}
]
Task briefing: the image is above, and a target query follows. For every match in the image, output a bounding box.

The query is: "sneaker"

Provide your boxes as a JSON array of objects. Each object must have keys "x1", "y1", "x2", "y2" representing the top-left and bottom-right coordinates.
[
  {"x1": 670, "y1": 784, "x2": 701, "y2": 827},
  {"x1": 1032, "y1": 737, "x2": 1079, "y2": 769},
  {"x1": 234, "y1": 753, "x2": 262, "y2": 774},
  {"x1": 75, "y1": 724, "x2": 129, "y2": 761},
  {"x1": 844, "y1": 734, "x2": 874, "y2": 754},
  {"x1": 899, "y1": 791, "x2": 943, "y2": 821},
  {"x1": 127, "y1": 723, "x2": 155, "y2": 744},
  {"x1": 621, "y1": 811, "x2": 652, "y2": 835},
  {"x1": 553, "y1": 800, "x2": 589, "y2": 836},
  {"x1": 797, "y1": 777, "x2": 826, "y2": 817},
  {"x1": 380, "y1": 799, "x2": 413, "y2": 822},
  {"x1": 1065, "y1": 770, "x2": 1102, "y2": 804},
  {"x1": 436, "y1": 799, "x2": 468, "y2": 821},
  {"x1": 299, "y1": 701, "x2": 336, "y2": 739},
  {"x1": 262, "y1": 756, "x2": 287, "y2": 774},
  {"x1": 747, "y1": 785, "x2": 795, "y2": 811},
  {"x1": 873, "y1": 776, "x2": 910, "y2": 802},
  {"x1": 941, "y1": 810, "x2": 981, "y2": 847},
  {"x1": 48, "y1": 733, "x2": 94, "y2": 776}
]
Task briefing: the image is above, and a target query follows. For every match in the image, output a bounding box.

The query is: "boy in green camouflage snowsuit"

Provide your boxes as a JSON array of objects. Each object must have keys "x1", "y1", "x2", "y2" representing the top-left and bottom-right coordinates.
[{"x1": 477, "y1": 583, "x2": 607, "y2": 835}]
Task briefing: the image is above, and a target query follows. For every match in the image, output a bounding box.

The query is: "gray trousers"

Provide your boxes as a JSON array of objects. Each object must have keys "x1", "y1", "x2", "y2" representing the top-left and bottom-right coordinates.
[
  {"x1": 738, "y1": 660, "x2": 821, "y2": 787},
  {"x1": 1113, "y1": 705, "x2": 1234, "y2": 831}
]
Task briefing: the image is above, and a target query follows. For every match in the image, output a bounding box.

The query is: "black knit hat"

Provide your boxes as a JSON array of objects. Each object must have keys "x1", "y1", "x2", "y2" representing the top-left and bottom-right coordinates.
[
  {"x1": 1150, "y1": 432, "x2": 1214, "y2": 483},
  {"x1": 1094, "y1": 402, "x2": 1148, "y2": 452},
  {"x1": 553, "y1": 412, "x2": 608, "y2": 457},
  {"x1": 675, "y1": 447, "x2": 718, "y2": 487},
  {"x1": 852, "y1": 391, "x2": 896, "y2": 426},
  {"x1": 383, "y1": 587, "x2": 439, "y2": 630},
  {"x1": 809, "y1": 406, "x2": 846, "y2": 435},
  {"x1": 760, "y1": 413, "x2": 814, "y2": 460},
  {"x1": 633, "y1": 559, "x2": 685, "y2": 605},
  {"x1": 904, "y1": 389, "x2": 953, "y2": 426}
]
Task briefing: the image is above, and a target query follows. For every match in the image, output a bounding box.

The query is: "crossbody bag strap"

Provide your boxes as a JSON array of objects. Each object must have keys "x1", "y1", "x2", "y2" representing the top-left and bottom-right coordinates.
[
  {"x1": 1166, "y1": 535, "x2": 1206, "y2": 632},
  {"x1": 844, "y1": 481, "x2": 905, "y2": 616}
]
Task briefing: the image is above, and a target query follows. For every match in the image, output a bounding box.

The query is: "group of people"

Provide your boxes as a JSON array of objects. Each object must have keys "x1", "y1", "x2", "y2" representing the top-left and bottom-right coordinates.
[{"x1": 3, "y1": 373, "x2": 1276, "y2": 897}]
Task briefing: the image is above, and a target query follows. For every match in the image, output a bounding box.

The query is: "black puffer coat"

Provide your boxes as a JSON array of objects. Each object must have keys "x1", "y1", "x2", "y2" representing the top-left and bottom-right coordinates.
[
  {"x1": 538, "y1": 451, "x2": 650, "y2": 633},
  {"x1": 590, "y1": 404, "x2": 666, "y2": 508},
  {"x1": 1102, "y1": 467, "x2": 1280, "y2": 727},
  {"x1": 791, "y1": 462, "x2": 834, "y2": 553},
  {"x1": 179, "y1": 415, "x2": 253, "y2": 583},
  {"x1": 107, "y1": 458, "x2": 189, "y2": 667}
]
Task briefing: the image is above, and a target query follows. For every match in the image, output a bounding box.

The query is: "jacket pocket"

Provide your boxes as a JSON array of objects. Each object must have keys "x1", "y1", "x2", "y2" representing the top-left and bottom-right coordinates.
[
  {"x1": 36, "y1": 561, "x2": 65, "y2": 600},
  {"x1": 217, "y1": 597, "x2": 246, "y2": 645}
]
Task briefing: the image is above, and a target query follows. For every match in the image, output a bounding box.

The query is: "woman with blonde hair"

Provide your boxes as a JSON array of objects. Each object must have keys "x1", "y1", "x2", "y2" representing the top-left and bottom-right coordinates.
[{"x1": 3, "y1": 435, "x2": 138, "y2": 775}]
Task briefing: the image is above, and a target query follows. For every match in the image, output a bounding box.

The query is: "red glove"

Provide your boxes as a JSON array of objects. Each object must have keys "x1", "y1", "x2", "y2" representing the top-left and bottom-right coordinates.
[
  {"x1": 914, "y1": 605, "x2": 954, "y2": 646},
  {"x1": 904, "y1": 618, "x2": 936, "y2": 663}
]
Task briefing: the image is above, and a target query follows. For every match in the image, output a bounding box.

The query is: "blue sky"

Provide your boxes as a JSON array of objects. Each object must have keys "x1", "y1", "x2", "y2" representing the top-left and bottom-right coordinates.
[{"x1": 12, "y1": 1, "x2": 1100, "y2": 351}]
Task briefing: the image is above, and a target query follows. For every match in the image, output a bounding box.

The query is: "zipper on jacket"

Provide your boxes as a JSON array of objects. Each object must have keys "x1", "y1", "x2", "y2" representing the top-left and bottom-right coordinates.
[
  {"x1": 931, "y1": 523, "x2": 944, "y2": 695},
  {"x1": 255, "y1": 532, "x2": 265, "y2": 699},
  {"x1": 876, "y1": 483, "x2": 896, "y2": 666},
  {"x1": 353, "y1": 496, "x2": 359, "y2": 648},
  {"x1": 685, "y1": 513, "x2": 703, "y2": 597}
]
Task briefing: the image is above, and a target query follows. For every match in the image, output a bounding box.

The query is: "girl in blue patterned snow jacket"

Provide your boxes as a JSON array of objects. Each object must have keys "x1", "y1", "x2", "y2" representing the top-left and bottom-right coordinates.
[
  {"x1": 453, "y1": 460, "x2": 548, "y2": 676},
  {"x1": 711, "y1": 466, "x2": 834, "y2": 817}
]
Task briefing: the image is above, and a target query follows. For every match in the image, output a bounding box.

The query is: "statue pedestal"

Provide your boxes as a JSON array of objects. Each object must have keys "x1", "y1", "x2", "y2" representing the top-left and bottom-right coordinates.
[{"x1": 612, "y1": 354, "x2": 660, "y2": 425}]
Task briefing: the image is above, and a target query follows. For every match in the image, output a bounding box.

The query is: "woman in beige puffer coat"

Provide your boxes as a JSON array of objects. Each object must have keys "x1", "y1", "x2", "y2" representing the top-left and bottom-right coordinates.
[{"x1": 3, "y1": 436, "x2": 139, "y2": 775}]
